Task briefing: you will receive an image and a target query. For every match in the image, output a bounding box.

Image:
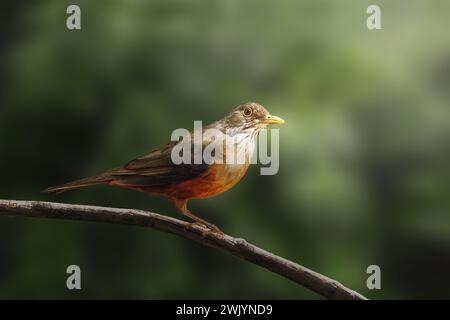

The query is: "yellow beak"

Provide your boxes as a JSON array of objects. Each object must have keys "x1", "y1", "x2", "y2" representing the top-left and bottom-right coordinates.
[{"x1": 262, "y1": 114, "x2": 285, "y2": 125}]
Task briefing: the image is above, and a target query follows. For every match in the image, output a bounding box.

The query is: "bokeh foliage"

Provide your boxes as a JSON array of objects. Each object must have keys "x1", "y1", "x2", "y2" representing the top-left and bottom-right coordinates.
[{"x1": 1, "y1": 0, "x2": 450, "y2": 298}]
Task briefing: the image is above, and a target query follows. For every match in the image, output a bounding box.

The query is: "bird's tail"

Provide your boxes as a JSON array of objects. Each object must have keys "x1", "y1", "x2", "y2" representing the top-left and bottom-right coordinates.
[{"x1": 43, "y1": 172, "x2": 115, "y2": 194}]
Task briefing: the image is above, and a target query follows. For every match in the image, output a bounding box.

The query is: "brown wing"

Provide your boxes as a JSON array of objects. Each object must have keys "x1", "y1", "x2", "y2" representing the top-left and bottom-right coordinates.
[{"x1": 110, "y1": 140, "x2": 209, "y2": 187}]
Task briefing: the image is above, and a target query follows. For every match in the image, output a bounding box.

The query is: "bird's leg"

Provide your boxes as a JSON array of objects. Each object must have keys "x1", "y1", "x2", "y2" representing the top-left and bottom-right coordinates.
[{"x1": 172, "y1": 199, "x2": 224, "y2": 235}]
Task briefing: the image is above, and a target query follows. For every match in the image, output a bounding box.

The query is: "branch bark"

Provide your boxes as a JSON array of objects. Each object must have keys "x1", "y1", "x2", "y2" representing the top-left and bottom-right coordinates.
[{"x1": 0, "y1": 199, "x2": 367, "y2": 300}]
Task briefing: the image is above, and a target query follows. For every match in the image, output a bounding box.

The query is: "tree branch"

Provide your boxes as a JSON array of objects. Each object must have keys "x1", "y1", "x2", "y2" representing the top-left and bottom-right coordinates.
[{"x1": 0, "y1": 199, "x2": 367, "y2": 300}]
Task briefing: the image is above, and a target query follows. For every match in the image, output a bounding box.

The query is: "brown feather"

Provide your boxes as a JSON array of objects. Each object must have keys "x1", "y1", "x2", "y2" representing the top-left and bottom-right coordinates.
[{"x1": 43, "y1": 170, "x2": 117, "y2": 194}]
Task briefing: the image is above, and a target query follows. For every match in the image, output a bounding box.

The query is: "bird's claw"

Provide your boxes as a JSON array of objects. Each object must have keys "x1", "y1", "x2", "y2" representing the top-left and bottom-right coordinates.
[{"x1": 185, "y1": 221, "x2": 224, "y2": 237}]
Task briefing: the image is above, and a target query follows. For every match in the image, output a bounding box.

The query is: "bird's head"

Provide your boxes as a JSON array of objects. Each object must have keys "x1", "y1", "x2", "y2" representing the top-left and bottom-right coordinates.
[{"x1": 224, "y1": 102, "x2": 284, "y2": 132}]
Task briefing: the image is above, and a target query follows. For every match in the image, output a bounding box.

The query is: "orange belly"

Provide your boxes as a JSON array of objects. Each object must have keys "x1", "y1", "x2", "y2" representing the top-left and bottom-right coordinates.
[{"x1": 147, "y1": 163, "x2": 250, "y2": 200}]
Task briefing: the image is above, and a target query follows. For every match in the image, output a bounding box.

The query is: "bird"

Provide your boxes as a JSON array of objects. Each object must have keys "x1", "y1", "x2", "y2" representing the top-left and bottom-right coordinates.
[{"x1": 44, "y1": 102, "x2": 284, "y2": 234}]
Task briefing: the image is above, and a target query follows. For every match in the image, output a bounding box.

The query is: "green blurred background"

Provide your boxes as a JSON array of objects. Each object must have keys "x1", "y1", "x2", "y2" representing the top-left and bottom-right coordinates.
[{"x1": 1, "y1": 0, "x2": 450, "y2": 299}]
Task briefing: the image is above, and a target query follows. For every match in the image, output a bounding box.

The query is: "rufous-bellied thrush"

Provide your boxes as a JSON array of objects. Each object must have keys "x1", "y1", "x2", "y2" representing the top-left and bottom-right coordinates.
[{"x1": 44, "y1": 102, "x2": 284, "y2": 234}]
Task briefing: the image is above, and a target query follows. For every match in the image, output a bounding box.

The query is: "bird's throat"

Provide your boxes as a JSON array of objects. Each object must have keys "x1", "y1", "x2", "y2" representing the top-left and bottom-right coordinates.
[{"x1": 223, "y1": 127, "x2": 261, "y2": 164}]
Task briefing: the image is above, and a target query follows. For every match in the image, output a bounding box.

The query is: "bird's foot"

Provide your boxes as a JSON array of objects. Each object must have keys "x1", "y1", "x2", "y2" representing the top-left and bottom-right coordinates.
[{"x1": 185, "y1": 221, "x2": 224, "y2": 237}]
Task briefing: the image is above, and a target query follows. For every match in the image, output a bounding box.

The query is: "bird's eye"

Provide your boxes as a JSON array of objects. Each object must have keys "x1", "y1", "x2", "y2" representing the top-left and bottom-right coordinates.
[{"x1": 243, "y1": 107, "x2": 253, "y2": 117}]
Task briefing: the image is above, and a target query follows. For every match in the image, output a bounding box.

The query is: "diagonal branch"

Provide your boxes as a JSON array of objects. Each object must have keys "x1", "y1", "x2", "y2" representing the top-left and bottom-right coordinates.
[{"x1": 0, "y1": 199, "x2": 367, "y2": 300}]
